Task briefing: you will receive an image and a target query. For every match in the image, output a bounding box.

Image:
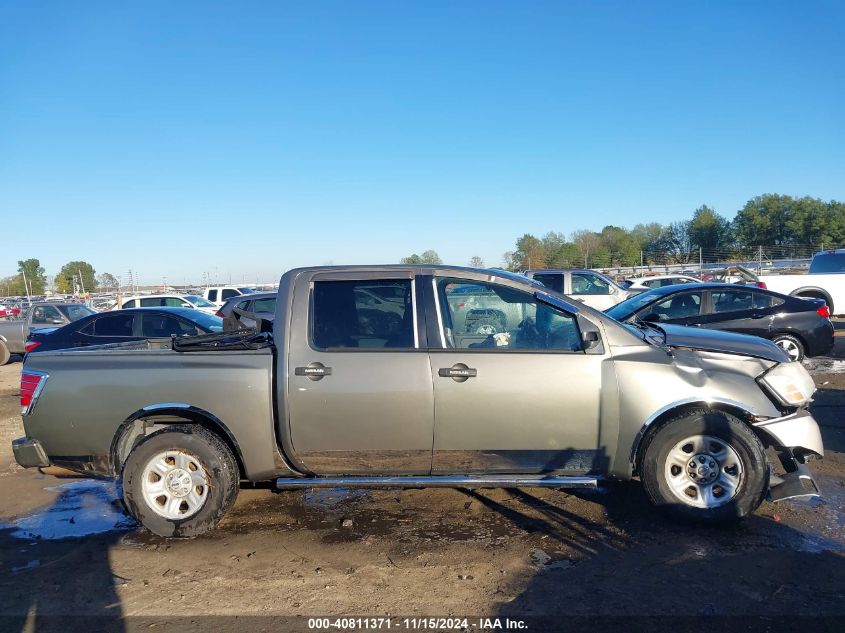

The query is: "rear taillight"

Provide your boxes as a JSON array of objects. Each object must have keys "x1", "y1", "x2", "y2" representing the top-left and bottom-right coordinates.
[
  {"x1": 24, "y1": 341, "x2": 41, "y2": 353},
  {"x1": 215, "y1": 310, "x2": 224, "y2": 317},
  {"x1": 20, "y1": 371, "x2": 48, "y2": 415},
  {"x1": 817, "y1": 304, "x2": 831, "y2": 319},
  {"x1": 755, "y1": 281, "x2": 767, "y2": 289}
]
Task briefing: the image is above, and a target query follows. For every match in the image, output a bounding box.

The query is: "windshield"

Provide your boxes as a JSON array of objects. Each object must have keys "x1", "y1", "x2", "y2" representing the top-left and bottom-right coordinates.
[
  {"x1": 188, "y1": 312, "x2": 224, "y2": 333},
  {"x1": 184, "y1": 295, "x2": 216, "y2": 308},
  {"x1": 604, "y1": 290, "x2": 665, "y2": 320},
  {"x1": 57, "y1": 304, "x2": 97, "y2": 322}
]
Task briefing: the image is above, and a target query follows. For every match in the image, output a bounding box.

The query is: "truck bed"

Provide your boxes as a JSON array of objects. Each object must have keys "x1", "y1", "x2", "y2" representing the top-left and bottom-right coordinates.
[{"x1": 21, "y1": 332, "x2": 286, "y2": 480}]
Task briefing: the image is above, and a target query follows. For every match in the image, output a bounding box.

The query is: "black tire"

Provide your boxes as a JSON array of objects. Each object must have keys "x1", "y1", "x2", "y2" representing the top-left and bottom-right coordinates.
[
  {"x1": 771, "y1": 333, "x2": 805, "y2": 362},
  {"x1": 0, "y1": 341, "x2": 9, "y2": 366},
  {"x1": 122, "y1": 425, "x2": 239, "y2": 538},
  {"x1": 639, "y1": 408, "x2": 768, "y2": 523}
]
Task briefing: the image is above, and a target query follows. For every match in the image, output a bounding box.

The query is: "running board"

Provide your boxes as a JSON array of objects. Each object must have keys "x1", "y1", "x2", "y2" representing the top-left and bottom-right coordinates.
[{"x1": 275, "y1": 475, "x2": 599, "y2": 489}]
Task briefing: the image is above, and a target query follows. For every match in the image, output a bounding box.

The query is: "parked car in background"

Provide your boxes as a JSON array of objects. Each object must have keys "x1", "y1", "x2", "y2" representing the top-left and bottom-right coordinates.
[
  {"x1": 117, "y1": 294, "x2": 218, "y2": 315},
  {"x1": 218, "y1": 292, "x2": 277, "y2": 330},
  {"x1": 623, "y1": 274, "x2": 703, "y2": 290},
  {"x1": 14, "y1": 265, "x2": 823, "y2": 537},
  {"x1": 523, "y1": 268, "x2": 633, "y2": 310},
  {"x1": 0, "y1": 305, "x2": 21, "y2": 319},
  {"x1": 759, "y1": 250, "x2": 845, "y2": 315},
  {"x1": 203, "y1": 286, "x2": 256, "y2": 307},
  {"x1": 25, "y1": 308, "x2": 224, "y2": 355},
  {"x1": 605, "y1": 283, "x2": 834, "y2": 361},
  {"x1": 0, "y1": 302, "x2": 96, "y2": 364}
]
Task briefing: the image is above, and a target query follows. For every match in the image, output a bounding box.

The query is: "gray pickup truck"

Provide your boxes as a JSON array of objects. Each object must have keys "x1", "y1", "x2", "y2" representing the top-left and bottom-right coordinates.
[
  {"x1": 0, "y1": 302, "x2": 96, "y2": 365},
  {"x1": 13, "y1": 266, "x2": 823, "y2": 537}
]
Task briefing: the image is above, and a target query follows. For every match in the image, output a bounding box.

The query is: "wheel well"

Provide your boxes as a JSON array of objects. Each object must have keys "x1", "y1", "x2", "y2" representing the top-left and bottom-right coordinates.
[
  {"x1": 770, "y1": 330, "x2": 806, "y2": 349},
  {"x1": 792, "y1": 289, "x2": 833, "y2": 313},
  {"x1": 111, "y1": 409, "x2": 246, "y2": 479},
  {"x1": 633, "y1": 402, "x2": 757, "y2": 474}
]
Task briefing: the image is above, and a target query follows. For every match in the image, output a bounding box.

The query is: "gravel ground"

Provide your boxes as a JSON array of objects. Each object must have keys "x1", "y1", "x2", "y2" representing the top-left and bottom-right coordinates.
[{"x1": 0, "y1": 331, "x2": 843, "y2": 631}]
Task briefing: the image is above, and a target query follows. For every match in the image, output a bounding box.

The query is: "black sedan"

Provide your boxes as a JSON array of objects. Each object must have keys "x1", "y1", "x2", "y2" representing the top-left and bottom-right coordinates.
[
  {"x1": 605, "y1": 283, "x2": 834, "y2": 361},
  {"x1": 25, "y1": 308, "x2": 224, "y2": 354}
]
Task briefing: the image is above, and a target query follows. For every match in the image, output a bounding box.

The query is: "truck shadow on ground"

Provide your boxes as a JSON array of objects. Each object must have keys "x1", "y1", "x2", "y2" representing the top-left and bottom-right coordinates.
[
  {"x1": 0, "y1": 482, "x2": 132, "y2": 632},
  {"x1": 492, "y1": 480, "x2": 845, "y2": 621}
]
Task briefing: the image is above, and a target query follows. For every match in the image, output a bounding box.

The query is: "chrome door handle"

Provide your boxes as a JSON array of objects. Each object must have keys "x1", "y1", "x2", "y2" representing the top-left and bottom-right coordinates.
[{"x1": 438, "y1": 364, "x2": 477, "y2": 382}]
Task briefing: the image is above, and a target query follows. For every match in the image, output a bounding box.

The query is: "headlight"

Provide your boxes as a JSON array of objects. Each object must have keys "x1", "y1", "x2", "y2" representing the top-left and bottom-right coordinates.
[{"x1": 759, "y1": 362, "x2": 816, "y2": 407}]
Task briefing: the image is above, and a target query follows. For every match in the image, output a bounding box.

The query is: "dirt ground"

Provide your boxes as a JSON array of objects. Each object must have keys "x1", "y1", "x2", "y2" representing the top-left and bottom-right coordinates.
[{"x1": 1, "y1": 332, "x2": 844, "y2": 632}]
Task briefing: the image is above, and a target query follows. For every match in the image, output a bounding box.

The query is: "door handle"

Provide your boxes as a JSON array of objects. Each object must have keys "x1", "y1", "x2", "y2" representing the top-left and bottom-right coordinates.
[
  {"x1": 295, "y1": 363, "x2": 332, "y2": 381},
  {"x1": 438, "y1": 364, "x2": 477, "y2": 382}
]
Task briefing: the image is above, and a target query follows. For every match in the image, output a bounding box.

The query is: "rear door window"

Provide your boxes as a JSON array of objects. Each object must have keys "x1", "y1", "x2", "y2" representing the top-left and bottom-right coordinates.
[
  {"x1": 93, "y1": 313, "x2": 134, "y2": 336},
  {"x1": 710, "y1": 289, "x2": 769, "y2": 314},
  {"x1": 139, "y1": 298, "x2": 166, "y2": 307},
  {"x1": 311, "y1": 280, "x2": 415, "y2": 349},
  {"x1": 531, "y1": 273, "x2": 564, "y2": 294},
  {"x1": 253, "y1": 298, "x2": 276, "y2": 313},
  {"x1": 141, "y1": 314, "x2": 198, "y2": 337}
]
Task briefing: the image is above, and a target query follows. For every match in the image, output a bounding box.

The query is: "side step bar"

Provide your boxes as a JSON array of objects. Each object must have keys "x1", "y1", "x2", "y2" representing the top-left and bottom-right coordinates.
[{"x1": 275, "y1": 475, "x2": 599, "y2": 489}]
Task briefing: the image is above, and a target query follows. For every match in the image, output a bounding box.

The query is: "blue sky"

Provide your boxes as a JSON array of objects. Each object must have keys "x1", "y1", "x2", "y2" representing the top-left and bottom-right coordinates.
[{"x1": 2, "y1": 1, "x2": 843, "y2": 285}]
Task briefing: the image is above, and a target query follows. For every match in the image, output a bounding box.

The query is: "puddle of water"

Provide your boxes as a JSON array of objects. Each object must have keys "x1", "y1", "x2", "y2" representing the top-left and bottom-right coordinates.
[
  {"x1": 0, "y1": 480, "x2": 136, "y2": 541},
  {"x1": 11, "y1": 560, "x2": 40, "y2": 573},
  {"x1": 804, "y1": 358, "x2": 845, "y2": 375}
]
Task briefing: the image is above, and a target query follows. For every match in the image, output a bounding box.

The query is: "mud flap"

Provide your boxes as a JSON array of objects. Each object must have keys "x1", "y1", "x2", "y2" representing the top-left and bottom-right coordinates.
[{"x1": 768, "y1": 462, "x2": 820, "y2": 502}]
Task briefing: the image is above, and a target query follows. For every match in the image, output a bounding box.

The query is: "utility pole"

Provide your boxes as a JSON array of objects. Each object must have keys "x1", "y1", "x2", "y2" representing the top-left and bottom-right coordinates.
[{"x1": 699, "y1": 247, "x2": 703, "y2": 272}]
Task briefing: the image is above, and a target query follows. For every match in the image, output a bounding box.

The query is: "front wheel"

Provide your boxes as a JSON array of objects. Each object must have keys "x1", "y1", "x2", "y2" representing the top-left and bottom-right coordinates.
[
  {"x1": 640, "y1": 409, "x2": 768, "y2": 523},
  {"x1": 0, "y1": 341, "x2": 10, "y2": 366},
  {"x1": 122, "y1": 425, "x2": 239, "y2": 537}
]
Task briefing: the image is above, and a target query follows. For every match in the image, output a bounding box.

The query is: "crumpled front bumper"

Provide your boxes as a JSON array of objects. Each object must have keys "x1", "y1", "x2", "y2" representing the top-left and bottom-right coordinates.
[
  {"x1": 752, "y1": 410, "x2": 823, "y2": 502},
  {"x1": 12, "y1": 437, "x2": 50, "y2": 469}
]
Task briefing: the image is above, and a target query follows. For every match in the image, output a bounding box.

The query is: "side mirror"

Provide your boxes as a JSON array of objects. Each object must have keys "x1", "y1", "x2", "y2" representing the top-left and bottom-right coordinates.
[
  {"x1": 182, "y1": 303, "x2": 192, "y2": 308},
  {"x1": 641, "y1": 312, "x2": 662, "y2": 323},
  {"x1": 582, "y1": 330, "x2": 600, "y2": 349},
  {"x1": 51, "y1": 319, "x2": 64, "y2": 325}
]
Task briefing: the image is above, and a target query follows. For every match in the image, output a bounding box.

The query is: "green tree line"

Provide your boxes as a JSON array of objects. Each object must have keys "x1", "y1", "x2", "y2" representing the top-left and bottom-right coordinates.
[
  {"x1": 502, "y1": 193, "x2": 845, "y2": 271},
  {"x1": 0, "y1": 259, "x2": 118, "y2": 297}
]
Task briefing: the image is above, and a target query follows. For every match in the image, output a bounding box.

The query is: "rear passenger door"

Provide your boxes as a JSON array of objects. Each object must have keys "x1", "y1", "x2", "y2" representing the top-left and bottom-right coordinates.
[
  {"x1": 75, "y1": 312, "x2": 138, "y2": 346},
  {"x1": 700, "y1": 288, "x2": 774, "y2": 337},
  {"x1": 286, "y1": 272, "x2": 434, "y2": 475}
]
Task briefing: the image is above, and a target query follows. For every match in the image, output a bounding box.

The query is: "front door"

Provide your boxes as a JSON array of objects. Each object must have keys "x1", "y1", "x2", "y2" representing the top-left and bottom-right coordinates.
[
  {"x1": 428, "y1": 276, "x2": 606, "y2": 474},
  {"x1": 286, "y1": 272, "x2": 434, "y2": 475}
]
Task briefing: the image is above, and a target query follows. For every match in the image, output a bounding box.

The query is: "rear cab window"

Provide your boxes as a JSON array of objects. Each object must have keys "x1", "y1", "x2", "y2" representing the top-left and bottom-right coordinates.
[
  {"x1": 311, "y1": 279, "x2": 416, "y2": 350},
  {"x1": 809, "y1": 253, "x2": 845, "y2": 274}
]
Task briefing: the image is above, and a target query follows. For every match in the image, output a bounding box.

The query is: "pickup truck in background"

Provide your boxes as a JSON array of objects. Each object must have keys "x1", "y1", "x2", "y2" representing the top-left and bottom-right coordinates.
[
  {"x1": 523, "y1": 268, "x2": 634, "y2": 310},
  {"x1": 759, "y1": 250, "x2": 845, "y2": 315},
  {"x1": 13, "y1": 265, "x2": 823, "y2": 537},
  {"x1": 0, "y1": 302, "x2": 96, "y2": 365}
]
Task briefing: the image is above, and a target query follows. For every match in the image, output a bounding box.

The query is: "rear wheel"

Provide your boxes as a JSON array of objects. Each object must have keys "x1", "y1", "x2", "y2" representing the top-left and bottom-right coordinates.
[
  {"x1": 771, "y1": 333, "x2": 805, "y2": 361},
  {"x1": 640, "y1": 409, "x2": 768, "y2": 523},
  {"x1": 122, "y1": 425, "x2": 239, "y2": 537},
  {"x1": 0, "y1": 342, "x2": 9, "y2": 366}
]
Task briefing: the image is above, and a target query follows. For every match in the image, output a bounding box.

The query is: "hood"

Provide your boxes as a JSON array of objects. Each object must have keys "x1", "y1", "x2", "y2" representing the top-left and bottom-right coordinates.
[{"x1": 658, "y1": 324, "x2": 790, "y2": 363}]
